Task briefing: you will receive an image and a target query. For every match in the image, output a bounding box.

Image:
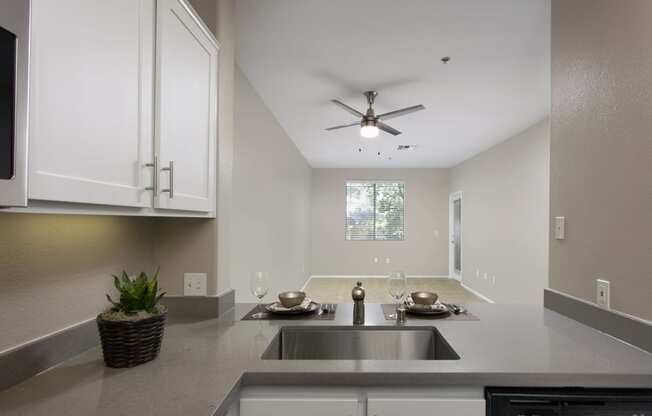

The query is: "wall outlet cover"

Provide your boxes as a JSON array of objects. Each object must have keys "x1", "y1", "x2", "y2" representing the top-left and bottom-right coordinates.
[
  {"x1": 596, "y1": 279, "x2": 610, "y2": 308},
  {"x1": 184, "y1": 273, "x2": 207, "y2": 296},
  {"x1": 554, "y1": 216, "x2": 565, "y2": 240},
  {"x1": 385, "y1": 257, "x2": 391, "y2": 264}
]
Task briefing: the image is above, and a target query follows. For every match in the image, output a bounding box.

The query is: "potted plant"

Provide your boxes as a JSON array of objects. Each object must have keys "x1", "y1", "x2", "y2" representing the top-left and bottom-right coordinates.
[{"x1": 97, "y1": 270, "x2": 167, "y2": 368}]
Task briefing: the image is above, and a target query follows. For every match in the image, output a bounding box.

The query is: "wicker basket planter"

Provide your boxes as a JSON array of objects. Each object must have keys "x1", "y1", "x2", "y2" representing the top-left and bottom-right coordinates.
[{"x1": 97, "y1": 311, "x2": 167, "y2": 368}]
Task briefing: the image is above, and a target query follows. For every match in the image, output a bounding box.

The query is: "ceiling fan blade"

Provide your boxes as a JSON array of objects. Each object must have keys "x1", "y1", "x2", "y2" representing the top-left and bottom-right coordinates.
[
  {"x1": 377, "y1": 121, "x2": 402, "y2": 136},
  {"x1": 331, "y1": 99, "x2": 364, "y2": 117},
  {"x1": 325, "y1": 121, "x2": 360, "y2": 131},
  {"x1": 377, "y1": 104, "x2": 425, "y2": 120}
]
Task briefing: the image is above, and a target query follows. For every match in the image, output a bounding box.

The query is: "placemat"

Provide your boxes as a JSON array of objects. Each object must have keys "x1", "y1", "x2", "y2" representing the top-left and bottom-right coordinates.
[
  {"x1": 241, "y1": 304, "x2": 337, "y2": 321},
  {"x1": 381, "y1": 304, "x2": 479, "y2": 321}
]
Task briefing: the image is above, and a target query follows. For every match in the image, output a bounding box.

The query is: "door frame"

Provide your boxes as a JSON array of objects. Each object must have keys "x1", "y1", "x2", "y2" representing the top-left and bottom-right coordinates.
[{"x1": 449, "y1": 191, "x2": 463, "y2": 281}]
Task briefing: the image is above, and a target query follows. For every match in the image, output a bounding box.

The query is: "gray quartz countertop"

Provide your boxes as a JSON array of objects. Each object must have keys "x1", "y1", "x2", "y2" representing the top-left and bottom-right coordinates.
[{"x1": 1, "y1": 303, "x2": 652, "y2": 416}]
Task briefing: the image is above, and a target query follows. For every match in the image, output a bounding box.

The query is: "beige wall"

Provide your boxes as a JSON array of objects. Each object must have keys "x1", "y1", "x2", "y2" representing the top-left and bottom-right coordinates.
[
  {"x1": 550, "y1": 0, "x2": 652, "y2": 320},
  {"x1": 309, "y1": 169, "x2": 449, "y2": 277},
  {"x1": 0, "y1": 214, "x2": 154, "y2": 352},
  {"x1": 231, "y1": 67, "x2": 312, "y2": 302},
  {"x1": 451, "y1": 119, "x2": 550, "y2": 304},
  {"x1": 187, "y1": 0, "x2": 216, "y2": 35}
]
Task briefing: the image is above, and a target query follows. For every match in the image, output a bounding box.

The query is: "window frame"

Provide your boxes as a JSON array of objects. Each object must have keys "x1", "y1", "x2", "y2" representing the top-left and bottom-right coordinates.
[{"x1": 344, "y1": 180, "x2": 406, "y2": 241}]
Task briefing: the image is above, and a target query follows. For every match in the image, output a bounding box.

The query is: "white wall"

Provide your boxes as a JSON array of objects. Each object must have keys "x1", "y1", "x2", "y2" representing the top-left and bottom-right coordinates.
[
  {"x1": 450, "y1": 119, "x2": 550, "y2": 304},
  {"x1": 231, "y1": 67, "x2": 312, "y2": 302},
  {"x1": 309, "y1": 168, "x2": 450, "y2": 277},
  {"x1": 550, "y1": 0, "x2": 652, "y2": 321}
]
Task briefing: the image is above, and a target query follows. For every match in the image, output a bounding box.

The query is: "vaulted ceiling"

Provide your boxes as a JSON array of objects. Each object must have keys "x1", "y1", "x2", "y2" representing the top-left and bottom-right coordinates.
[{"x1": 235, "y1": 0, "x2": 550, "y2": 168}]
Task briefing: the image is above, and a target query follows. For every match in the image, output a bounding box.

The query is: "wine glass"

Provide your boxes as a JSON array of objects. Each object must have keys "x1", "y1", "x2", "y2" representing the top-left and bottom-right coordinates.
[
  {"x1": 250, "y1": 271, "x2": 269, "y2": 319},
  {"x1": 387, "y1": 271, "x2": 407, "y2": 319}
]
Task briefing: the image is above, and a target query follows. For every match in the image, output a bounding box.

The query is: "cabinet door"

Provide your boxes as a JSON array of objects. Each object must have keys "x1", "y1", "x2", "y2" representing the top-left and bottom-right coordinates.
[
  {"x1": 28, "y1": 0, "x2": 155, "y2": 208},
  {"x1": 154, "y1": 0, "x2": 218, "y2": 213},
  {"x1": 240, "y1": 398, "x2": 359, "y2": 416},
  {"x1": 368, "y1": 397, "x2": 485, "y2": 416}
]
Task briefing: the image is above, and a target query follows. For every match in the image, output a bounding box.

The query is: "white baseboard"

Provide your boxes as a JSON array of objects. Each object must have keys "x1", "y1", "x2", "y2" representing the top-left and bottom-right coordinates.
[
  {"x1": 460, "y1": 282, "x2": 495, "y2": 304},
  {"x1": 302, "y1": 275, "x2": 454, "y2": 291},
  {"x1": 308, "y1": 275, "x2": 452, "y2": 279}
]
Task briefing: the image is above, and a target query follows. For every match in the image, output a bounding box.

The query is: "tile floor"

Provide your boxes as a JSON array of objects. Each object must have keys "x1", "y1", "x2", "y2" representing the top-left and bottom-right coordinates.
[{"x1": 302, "y1": 277, "x2": 487, "y2": 305}]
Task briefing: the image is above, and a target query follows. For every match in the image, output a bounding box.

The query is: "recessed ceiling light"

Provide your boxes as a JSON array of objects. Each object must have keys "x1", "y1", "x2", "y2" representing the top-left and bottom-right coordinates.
[{"x1": 441, "y1": 56, "x2": 451, "y2": 64}]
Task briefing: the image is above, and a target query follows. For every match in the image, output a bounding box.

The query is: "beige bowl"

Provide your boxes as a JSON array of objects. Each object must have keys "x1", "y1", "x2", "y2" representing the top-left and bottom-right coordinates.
[
  {"x1": 278, "y1": 291, "x2": 306, "y2": 308},
  {"x1": 411, "y1": 291, "x2": 438, "y2": 305}
]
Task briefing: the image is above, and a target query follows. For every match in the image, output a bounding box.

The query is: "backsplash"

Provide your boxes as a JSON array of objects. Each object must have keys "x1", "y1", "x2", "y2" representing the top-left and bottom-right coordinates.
[{"x1": 0, "y1": 213, "x2": 154, "y2": 352}]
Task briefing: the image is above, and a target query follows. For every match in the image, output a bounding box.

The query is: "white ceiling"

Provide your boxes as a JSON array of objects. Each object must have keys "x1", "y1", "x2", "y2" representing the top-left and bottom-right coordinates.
[{"x1": 235, "y1": 0, "x2": 550, "y2": 168}]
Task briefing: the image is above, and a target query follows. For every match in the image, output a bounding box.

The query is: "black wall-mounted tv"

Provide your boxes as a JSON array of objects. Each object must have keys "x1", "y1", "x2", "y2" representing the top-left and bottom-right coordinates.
[{"x1": 0, "y1": 25, "x2": 16, "y2": 180}]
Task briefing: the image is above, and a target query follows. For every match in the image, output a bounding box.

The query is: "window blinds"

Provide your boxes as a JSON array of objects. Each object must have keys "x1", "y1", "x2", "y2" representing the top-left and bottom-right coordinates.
[{"x1": 345, "y1": 181, "x2": 405, "y2": 241}]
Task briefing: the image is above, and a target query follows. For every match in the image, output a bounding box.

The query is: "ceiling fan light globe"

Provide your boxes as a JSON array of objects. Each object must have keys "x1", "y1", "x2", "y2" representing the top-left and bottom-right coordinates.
[{"x1": 360, "y1": 125, "x2": 379, "y2": 138}]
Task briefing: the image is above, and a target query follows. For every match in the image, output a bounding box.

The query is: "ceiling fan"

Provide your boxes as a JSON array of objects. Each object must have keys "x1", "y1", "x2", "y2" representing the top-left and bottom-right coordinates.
[{"x1": 325, "y1": 91, "x2": 425, "y2": 138}]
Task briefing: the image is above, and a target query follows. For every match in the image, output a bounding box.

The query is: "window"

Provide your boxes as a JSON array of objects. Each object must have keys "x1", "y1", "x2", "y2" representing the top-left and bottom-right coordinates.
[{"x1": 345, "y1": 181, "x2": 405, "y2": 241}]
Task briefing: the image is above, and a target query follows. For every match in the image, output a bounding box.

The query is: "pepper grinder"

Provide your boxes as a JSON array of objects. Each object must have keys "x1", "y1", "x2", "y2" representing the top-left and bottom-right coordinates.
[{"x1": 352, "y1": 281, "x2": 365, "y2": 325}]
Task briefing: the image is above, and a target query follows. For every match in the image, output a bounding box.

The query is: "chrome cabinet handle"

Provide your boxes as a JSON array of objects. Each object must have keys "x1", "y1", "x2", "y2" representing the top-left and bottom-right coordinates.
[
  {"x1": 161, "y1": 160, "x2": 174, "y2": 199},
  {"x1": 145, "y1": 155, "x2": 159, "y2": 196}
]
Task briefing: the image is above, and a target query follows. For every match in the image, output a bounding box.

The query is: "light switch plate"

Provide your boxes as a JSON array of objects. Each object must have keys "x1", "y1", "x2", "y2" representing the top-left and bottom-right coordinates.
[
  {"x1": 554, "y1": 216, "x2": 565, "y2": 240},
  {"x1": 596, "y1": 279, "x2": 610, "y2": 308},
  {"x1": 184, "y1": 273, "x2": 207, "y2": 296}
]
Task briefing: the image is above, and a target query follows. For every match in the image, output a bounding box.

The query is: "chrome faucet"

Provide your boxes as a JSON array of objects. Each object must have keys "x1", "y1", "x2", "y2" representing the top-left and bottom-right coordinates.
[{"x1": 352, "y1": 281, "x2": 365, "y2": 325}]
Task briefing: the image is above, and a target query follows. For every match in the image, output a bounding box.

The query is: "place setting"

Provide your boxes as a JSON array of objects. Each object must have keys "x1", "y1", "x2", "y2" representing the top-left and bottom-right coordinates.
[
  {"x1": 241, "y1": 271, "x2": 337, "y2": 321},
  {"x1": 382, "y1": 271, "x2": 478, "y2": 322}
]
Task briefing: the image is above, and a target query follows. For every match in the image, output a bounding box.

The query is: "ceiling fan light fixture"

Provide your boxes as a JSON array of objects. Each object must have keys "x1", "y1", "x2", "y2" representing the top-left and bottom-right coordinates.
[{"x1": 360, "y1": 125, "x2": 379, "y2": 138}]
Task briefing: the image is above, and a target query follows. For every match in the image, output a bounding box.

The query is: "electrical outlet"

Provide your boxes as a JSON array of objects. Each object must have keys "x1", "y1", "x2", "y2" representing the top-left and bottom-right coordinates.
[
  {"x1": 483, "y1": 272, "x2": 488, "y2": 280},
  {"x1": 476, "y1": 269, "x2": 480, "y2": 278},
  {"x1": 373, "y1": 257, "x2": 379, "y2": 264},
  {"x1": 491, "y1": 275, "x2": 496, "y2": 285},
  {"x1": 596, "y1": 279, "x2": 610, "y2": 308},
  {"x1": 385, "y1": 257, "x2": 391, "y2": 264},
  {"x1": 434, "y1": 229, "x2": 439, "y2": 238},
  {"x1": 184, "y1": 273, "x2": 207, "y2": 296},
  {"x1": 554, "y1": 216, "x2": 565, "y2": 240}
]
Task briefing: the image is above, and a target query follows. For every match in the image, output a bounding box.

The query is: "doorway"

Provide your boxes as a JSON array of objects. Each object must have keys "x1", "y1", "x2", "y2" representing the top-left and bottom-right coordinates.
[{"x1": 449, "y1": 191, "x2": 462, "y2": 280}]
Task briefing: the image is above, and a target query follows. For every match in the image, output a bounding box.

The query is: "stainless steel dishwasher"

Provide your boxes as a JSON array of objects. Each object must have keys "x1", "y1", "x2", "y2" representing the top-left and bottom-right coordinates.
[{"x1": 486, "y1": 387, "x2": 652, "y2": 416}]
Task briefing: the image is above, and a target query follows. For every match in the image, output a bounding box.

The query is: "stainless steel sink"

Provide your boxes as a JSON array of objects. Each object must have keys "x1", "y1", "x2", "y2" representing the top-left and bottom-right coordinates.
[{"x1": 261, "y1": 326, "x2": 460, "y2": 360}]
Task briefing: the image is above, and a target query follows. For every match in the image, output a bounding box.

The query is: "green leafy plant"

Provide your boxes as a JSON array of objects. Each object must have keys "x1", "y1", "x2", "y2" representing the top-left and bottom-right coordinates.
[{"x1": 106, "y1": 269, "x2": 165, "y2": 314}]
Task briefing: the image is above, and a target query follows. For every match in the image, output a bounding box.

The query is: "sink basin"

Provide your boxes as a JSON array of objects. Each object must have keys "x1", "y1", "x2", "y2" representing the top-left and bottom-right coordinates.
[{"x1": 261, "y1": 326, "x2": 460, "y2": 360}]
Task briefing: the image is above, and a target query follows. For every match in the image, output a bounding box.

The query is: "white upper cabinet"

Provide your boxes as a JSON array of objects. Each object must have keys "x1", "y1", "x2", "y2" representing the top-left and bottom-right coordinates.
[
  {"x1": 28, "y1": 0, "x2": 156, "y2": 208},
  {"x1": 154, "y1": 0, "x2": 218, "y2": 213},
  {"x1": 11, "y1": 0, "x2": 218, "y2": 216}
]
